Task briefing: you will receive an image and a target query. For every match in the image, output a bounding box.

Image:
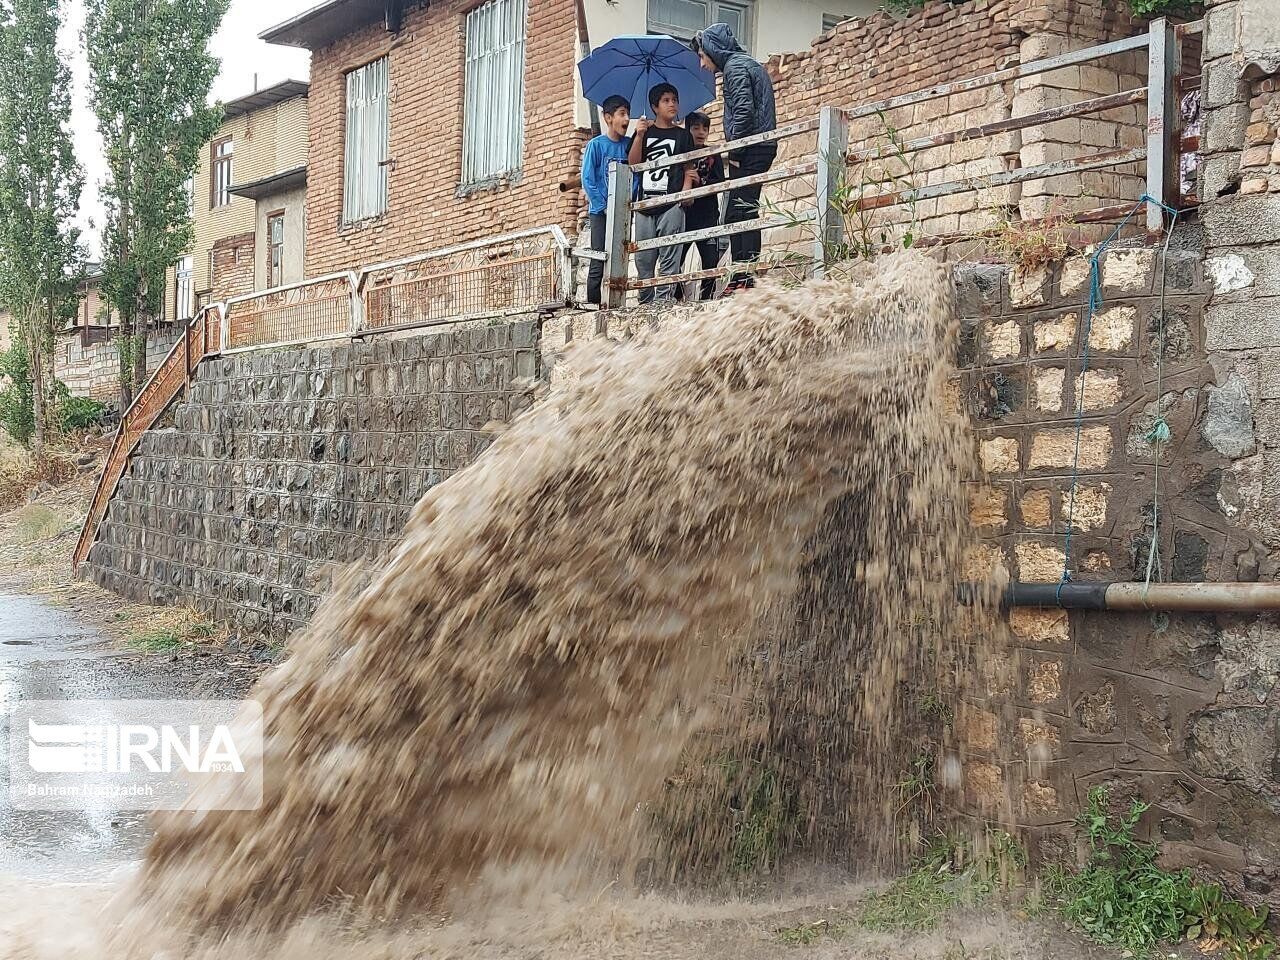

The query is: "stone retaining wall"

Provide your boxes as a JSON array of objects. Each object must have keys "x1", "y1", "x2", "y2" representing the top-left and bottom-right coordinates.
[
  {"x1": 83, "y1": 322, "x2": 539, "y2": 638},
  {"x1": 956, "y1": 246, "x2": 1280, "y2": 909}
]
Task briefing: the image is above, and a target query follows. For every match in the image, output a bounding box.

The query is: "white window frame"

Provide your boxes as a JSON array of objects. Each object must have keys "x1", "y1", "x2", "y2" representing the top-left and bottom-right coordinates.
[
  {"x1": 646, "y1": 0, "x2": 753, "y2": 51},
  {"x1": 211, "y1": 137, "x2": 233, "y2": 209},
  {"x1": 462, "y1": 0, "x2": 527, "y2": 186},
  {"x1": 343, "y1": 56, "x2": 390, "y2": 224},
  {"x1": 821, "y1": 12, "x2": 850, "y2": 32},
  {"x1": 174, "y1": 256, "x2": 194, "y2": 321}
]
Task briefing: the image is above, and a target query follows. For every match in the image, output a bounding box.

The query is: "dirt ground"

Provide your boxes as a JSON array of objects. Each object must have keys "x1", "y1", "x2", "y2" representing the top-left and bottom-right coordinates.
[
  {"x1": 0, "y1": 432, "x2": 273, "y2": 683},
  {"x1": 0, "y1": 434, "x2": 1210, "y2": 960}
]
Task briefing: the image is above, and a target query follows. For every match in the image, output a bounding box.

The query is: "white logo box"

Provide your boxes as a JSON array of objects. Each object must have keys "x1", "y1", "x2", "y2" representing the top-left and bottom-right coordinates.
[{"x1": 7, "y1": 699, "x2": 262, "y2": 811}]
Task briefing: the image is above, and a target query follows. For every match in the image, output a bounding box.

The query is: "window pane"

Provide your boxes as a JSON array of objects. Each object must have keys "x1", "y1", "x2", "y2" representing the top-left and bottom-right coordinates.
[
  {"x1": 648, "y1": 0, "x2": 707, "y2": 35},
  {"x1": 719, "y1": 7, "x2": 742, "y2": 40},
  {"x1": 462, "y1": 0, "x2": 527, "y2": 184},
  {"x1": 711, "y1": 1, "x2": 749, "y2": 47},
  {"x1": 344, "y1": 57, "x2": 390, "y2": 223}
]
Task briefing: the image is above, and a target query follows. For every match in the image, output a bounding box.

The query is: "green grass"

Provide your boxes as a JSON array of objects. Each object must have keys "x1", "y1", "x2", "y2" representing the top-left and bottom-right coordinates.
[
  {"x1": 859, "y1": 832, "x2": 1026, "y2": 933},
  {"x1": 1046, "y1": 787, "x2": 1275, "y2": 959},
  {"x1": 128, "y1": 627, "x2": 184, "y2": 652},
  {"x1": 127, "y1": 619, "x2": 216, "y2": 652},
  {"x1": 11, "y1": 504, "x2": 72, "y2": 544},
  {"x1": 775, "y1": 918, "x2": 846, "y2": 946}
]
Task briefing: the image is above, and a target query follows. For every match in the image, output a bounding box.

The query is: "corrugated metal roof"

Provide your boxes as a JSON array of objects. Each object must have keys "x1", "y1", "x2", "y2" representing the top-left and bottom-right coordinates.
[
  {"x1": 224, "y1": 79, "x2": 310, "y2": 118},
  {"x1": 260, "y1": 0, "x2": 400, "y2": 50}
]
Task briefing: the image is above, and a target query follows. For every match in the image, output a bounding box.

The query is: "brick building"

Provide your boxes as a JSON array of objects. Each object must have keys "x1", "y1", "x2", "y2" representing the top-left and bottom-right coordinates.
[
  {"x1": 261, "y1": 0, "x2": 879, "y2": 278},
  {"x1": 263, "y1": 0, "x2": 582, "y2": 276}
]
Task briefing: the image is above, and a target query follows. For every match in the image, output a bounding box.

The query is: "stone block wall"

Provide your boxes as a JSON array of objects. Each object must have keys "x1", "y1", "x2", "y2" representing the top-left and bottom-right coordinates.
[
  {"x1": 956, "y1": 248, "x2": 1280, "y2": 908},
  {"x1": 82, "y1": 321, "x2": 539, "y2": 638},
  {"x1": 54, "y1": 323, "x2": 184, "y2": 404}
]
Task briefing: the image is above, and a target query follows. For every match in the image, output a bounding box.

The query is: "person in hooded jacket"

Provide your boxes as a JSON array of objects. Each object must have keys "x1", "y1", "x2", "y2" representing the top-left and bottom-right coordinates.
[{"x1": 691, "y1": 23, "x2": 777, "y2": 293}]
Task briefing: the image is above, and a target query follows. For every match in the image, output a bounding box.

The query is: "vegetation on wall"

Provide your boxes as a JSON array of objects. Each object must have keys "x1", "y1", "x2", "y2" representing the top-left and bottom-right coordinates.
[{"x1": 1046, "y1": 788, "x2": 1276, "y2": 959}]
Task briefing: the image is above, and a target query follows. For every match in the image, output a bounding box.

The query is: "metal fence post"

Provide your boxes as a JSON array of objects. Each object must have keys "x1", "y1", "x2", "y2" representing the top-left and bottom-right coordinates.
[
  {"x1": 349, "y1": 270, "x2": 366, "y2": 334},
  {"x1": 604, "y1": 160, "x2": 634, "y2": 310},
  {"x1": 218, "y1": 303, "x2": 229, "y2": 354},
  {"x1": 813, "y1": 105, "x2": 850, "y2": 277},
  {"x1": 1146, "y1": 17, "x2": 1179, "y2": 234}
]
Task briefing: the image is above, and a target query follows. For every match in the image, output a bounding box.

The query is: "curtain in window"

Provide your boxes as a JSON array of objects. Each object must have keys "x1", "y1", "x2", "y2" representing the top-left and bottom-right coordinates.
[{"x1": 462, "y1": 0, "x2": 528, "y2": 183}]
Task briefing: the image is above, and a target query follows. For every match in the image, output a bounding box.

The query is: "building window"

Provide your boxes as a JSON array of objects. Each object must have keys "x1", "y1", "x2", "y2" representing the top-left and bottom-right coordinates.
[
  {"x1": 344, "y1": 56, "x2": 390, "y2": 223},
  {"x1": 462, "y1": 0, "x2": 527, "y2": 184},
  {"x1": 210, "y1": 137, "x2": 233, "y2": 208},
  {"x1": 174, "y1": 256, "x2": 194, "y2": 321},
  {"x1": 267, "y1": 212, "x2": 285, "y2": 288},
  {"x1": 821, "y1": 12, "x2": 850, "y2": 31},
  {"x1": 647, "y1": 0, "x2": 752, "y2": 50}
]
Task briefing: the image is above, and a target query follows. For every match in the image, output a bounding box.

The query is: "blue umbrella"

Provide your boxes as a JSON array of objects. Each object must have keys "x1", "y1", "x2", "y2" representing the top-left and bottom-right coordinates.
[{"x1": 577, "y1": 35, "x2": 716, "y2": 119}]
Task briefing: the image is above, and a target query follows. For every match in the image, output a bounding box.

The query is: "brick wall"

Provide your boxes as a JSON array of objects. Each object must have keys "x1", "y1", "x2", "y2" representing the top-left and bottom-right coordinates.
[
  {"x1": 690, "y1": 0, "x2": 1155, "y2": 256},
  {"x1": 1237, "y1": 74, "x2": 1280, "y2": 194},
  {"x1": 211, "y1": 231, "x2": 257, "y2": 303},
  {"x1": 304, "y1": 0, "x2": 584, "y2": 277},
  {"x1": 83, "y1": 321, "x2": 539, "y2": 637}
]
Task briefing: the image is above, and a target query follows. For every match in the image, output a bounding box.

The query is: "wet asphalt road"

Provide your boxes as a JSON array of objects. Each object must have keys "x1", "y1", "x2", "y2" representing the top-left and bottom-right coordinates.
[{"x1": 0, "y1": 593, "x2": 255, "y2": 882}]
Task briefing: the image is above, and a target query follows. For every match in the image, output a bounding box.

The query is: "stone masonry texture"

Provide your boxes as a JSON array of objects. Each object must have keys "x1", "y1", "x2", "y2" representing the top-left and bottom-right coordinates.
[
  {"x1": 83, "y1": 321, "x2": 539, "y2": 640},
  {"x1": 957, "y1": 244, "x2": 1280, "y2": 911}
]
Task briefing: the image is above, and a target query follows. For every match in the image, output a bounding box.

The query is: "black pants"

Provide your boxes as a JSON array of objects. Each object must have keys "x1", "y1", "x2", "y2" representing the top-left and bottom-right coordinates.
[
  {"x1": 586, "y1": 212, "x2": 607, "y2": 305},
  {"x1": 725, "y1": 142, "x2": 778, "y2": 278},
  {"x1": 679, "y1": 237, "x2": 723, "y2": 300}
]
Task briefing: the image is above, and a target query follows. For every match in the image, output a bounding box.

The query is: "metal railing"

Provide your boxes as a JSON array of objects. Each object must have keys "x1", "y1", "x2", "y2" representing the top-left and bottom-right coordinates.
[
  {"x1": 73, "y1": 225, "x2": 574, "y2": 570},
  {"x1": 360, "y1": 229, "x2": 568, "y2": 334},
  {"x1": 219, "y1": 226, "x2": 573, "y2": 355},
  {"x1": 601, "y1": 17, "x2": 1199, "y2": 308},
  {"x1": 73, "y1": 307, "x2": 217, "y2": 569}
]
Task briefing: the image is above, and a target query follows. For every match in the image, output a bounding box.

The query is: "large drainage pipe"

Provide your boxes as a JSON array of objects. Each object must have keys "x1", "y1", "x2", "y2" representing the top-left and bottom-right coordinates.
[{"x1": 994, "y1": 581, "x2": 1280, "y2": 612}]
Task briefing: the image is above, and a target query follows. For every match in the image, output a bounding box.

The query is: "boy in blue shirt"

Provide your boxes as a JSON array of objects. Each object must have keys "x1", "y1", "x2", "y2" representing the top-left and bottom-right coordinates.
[{"x1": 581, "y1": 95, "x2": 632, "y2": 306}]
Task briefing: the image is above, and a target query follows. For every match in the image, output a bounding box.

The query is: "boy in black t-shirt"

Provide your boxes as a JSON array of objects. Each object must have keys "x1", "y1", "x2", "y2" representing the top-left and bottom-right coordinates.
[
  {"x1": 682, "y1": 111, "x2": 725, "y2": 301},
  {"x1": 627, "y1": 83, "x2": 696, "y2": 305}
]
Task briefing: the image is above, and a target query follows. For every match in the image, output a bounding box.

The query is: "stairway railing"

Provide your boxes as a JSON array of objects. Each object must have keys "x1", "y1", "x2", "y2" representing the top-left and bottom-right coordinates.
[{"x1": 73, "y1": 307, "x2": 219, "y2": 570}]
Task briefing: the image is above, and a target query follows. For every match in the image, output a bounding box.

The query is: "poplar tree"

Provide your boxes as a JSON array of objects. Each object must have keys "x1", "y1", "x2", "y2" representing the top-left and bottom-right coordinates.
[
  {"x1": 85, "y1": 0, "x2": 227, "y2": 407},
  {"x1": 0, "y1": 0, "x2": 84, "y2": 453}
]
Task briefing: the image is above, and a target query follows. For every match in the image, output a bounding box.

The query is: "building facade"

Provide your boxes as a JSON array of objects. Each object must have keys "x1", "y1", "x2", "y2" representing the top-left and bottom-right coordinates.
[{"x1": 183, "y1": 80, "x2": 310, "y2": 307}]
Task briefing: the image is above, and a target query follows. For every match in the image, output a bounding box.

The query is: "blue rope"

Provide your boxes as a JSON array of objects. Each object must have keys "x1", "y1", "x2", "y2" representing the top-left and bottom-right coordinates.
[{"x1": 1058, "y1": 194, "x2": 1180, "y2": 595}]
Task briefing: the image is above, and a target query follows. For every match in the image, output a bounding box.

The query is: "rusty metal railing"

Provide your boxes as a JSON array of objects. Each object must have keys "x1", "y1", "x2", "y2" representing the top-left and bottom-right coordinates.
[
  {"x1": 222, "y1": 272, "x2": 358, "y2": 354},
  {"x1": 360, "y1": 229, "x2": 567, "y2": 334},
  {"x1": 74, "y1": 307, "x2": 218, "y2": 570},
  {"x1": 72, "y1": 226, "x2": 575, "y2": 570},
  {"x1": 602, "y1": 16, "x2": 1201, "y2": 307}
]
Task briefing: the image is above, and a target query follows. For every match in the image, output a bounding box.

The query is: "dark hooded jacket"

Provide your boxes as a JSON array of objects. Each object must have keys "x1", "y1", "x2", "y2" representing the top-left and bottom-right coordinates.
[{"x1": 698, "y1": 23, "x2": 776, "y2": 142}]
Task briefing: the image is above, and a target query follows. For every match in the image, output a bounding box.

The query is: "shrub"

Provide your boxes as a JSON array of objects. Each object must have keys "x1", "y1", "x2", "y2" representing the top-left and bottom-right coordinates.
[
  {"x1": 0, "y1": 345, "x2": 35, "y2": 445},
  {"x1": 59, "y1": 392, "x2": 105, "y2": 431}
]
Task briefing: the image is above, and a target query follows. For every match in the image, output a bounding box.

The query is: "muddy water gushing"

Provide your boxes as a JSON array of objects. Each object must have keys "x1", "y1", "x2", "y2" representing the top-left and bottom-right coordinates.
[{"x1": 17, "y1": 253, "x2": 998, "y2": 953}]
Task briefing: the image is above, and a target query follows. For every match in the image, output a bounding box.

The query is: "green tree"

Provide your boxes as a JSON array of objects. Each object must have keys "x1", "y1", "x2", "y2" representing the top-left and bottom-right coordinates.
[
  {"x1": 85, "y1": 0, "x2": 227, "y2": 407},
  {"x1": 0, "y1": 0, "x2": 85, "y2": 453}
]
